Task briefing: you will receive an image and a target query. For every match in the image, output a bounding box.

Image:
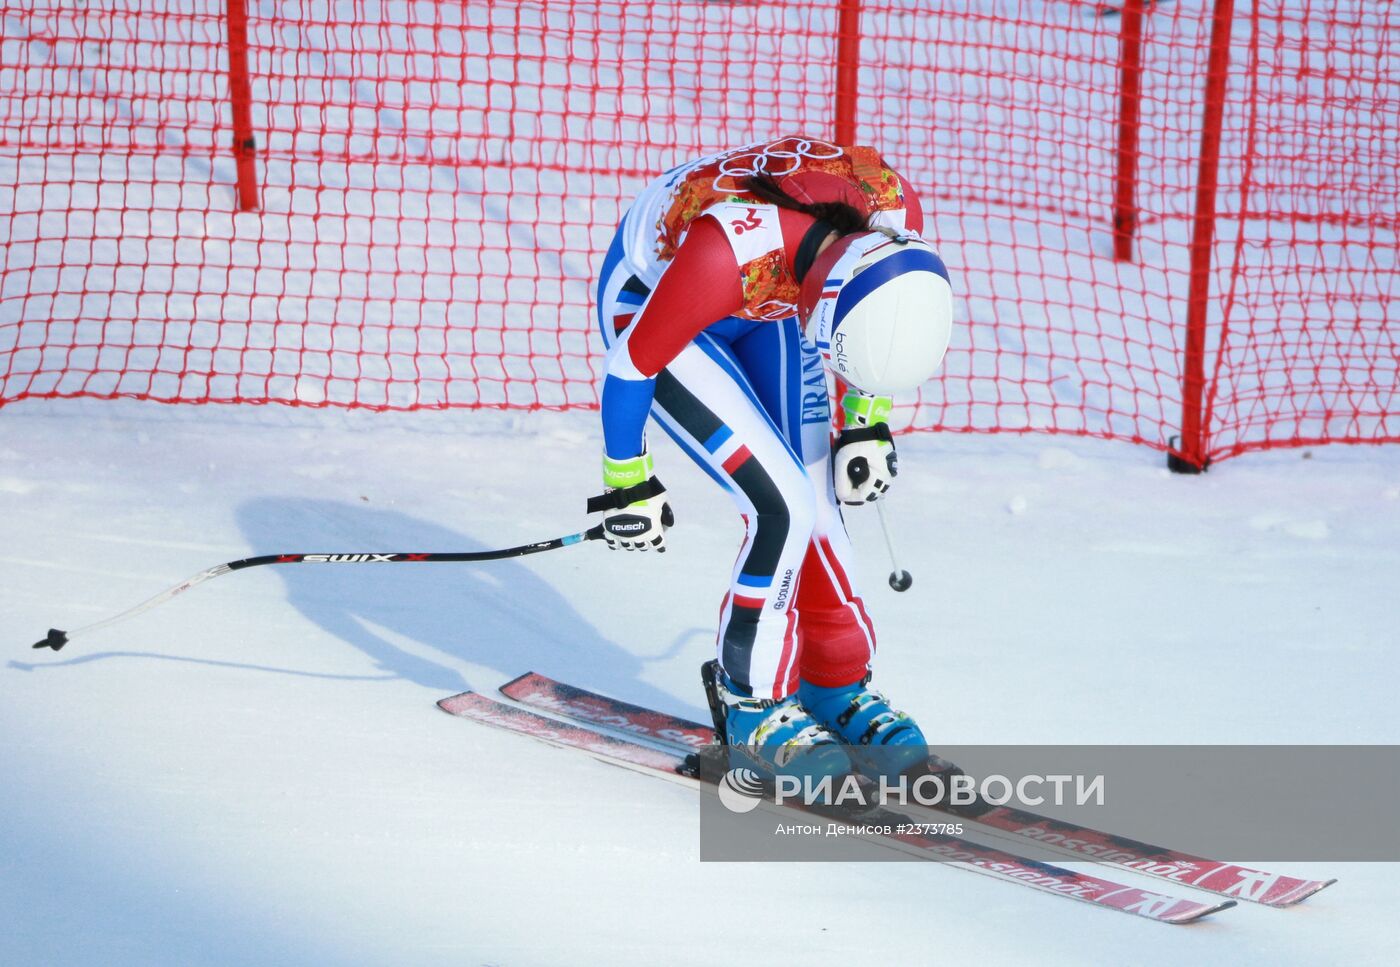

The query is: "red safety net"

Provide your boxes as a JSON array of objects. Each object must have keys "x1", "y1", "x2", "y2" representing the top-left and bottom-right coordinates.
[
  {"x1": 1198, "y1": 1, "x2": 1399, "y2": 461},
  {"x1": 2, "y1": 1, "x2": 1395, "y2": 465}
]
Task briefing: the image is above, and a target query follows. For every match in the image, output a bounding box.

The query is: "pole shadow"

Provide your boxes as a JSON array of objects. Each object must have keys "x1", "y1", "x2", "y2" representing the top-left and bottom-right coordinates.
[{"x1": 234, "y1": 497, "x2": 700, "y2": 717}]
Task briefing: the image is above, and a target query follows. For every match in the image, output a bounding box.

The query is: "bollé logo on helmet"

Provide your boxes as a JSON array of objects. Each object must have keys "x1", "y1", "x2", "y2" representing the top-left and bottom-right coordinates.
[{"x1": 832, "y1": 331, "x2": 850, "y2": 375}]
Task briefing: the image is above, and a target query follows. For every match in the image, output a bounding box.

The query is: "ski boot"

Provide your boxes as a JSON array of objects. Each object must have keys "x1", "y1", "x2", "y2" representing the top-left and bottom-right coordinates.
[
  {"x1": 798, "y1": 676, "x2": 930, "y2": 781},
  {"x1": 700, "y1": 660, "x2": 853, "y2": 789}
]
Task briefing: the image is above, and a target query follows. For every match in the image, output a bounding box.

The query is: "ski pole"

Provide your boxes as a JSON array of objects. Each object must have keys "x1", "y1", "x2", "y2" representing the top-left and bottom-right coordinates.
[
  {"x1": 30, "y1": 524, "x2": 607, "y2": 652},
  {"x1": 875, "y1": 501, "x2": 913, "y2": 592}
]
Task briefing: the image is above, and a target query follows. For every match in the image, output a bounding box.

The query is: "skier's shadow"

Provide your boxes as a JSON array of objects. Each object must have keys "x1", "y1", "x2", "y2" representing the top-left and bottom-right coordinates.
[{"x1": 235, "y1": 497, "x2": 697, "y2": 714}]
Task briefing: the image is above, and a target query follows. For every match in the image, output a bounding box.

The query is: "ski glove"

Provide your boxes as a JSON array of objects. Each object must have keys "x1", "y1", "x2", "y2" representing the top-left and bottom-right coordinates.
[
  {"x1": 834, "y1": 392, "x2": 898, "y2": 505},
  {"x1": 588, "y1": 451, "x2": 675, "y2": 551}
]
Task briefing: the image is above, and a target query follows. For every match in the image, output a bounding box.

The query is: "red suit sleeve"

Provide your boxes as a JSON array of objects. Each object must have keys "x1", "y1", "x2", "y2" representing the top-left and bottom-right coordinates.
[
  {"x1": 622, "y1": 215, "x2": 745, "y2": 377},
  {"x1": 600, "y1": 215, "x2": 745, "y2": 459}
]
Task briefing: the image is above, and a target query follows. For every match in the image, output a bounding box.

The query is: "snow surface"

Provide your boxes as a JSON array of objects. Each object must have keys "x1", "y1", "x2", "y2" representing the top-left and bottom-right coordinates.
[{"x1": 3, "y1": 398, "x2": 1398, "y2": 965}]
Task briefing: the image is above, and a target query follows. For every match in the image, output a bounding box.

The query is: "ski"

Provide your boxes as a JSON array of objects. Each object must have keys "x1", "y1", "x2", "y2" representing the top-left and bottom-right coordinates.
[
  {"x1": 440, "y1": 688, "x2": 1234, "y2": 924},
  {"x1": 498, "y1": 672, "x2": 1335, "y2": 908}
]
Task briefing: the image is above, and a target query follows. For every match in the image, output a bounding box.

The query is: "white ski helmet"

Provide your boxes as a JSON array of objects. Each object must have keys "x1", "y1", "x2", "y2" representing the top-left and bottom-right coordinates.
[{"x1": 797, "y1": 230, "x2": 953, "y2": 394}]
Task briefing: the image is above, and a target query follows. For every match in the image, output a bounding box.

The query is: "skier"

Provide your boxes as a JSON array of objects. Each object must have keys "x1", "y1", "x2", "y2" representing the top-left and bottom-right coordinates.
[{"x1": 589, "y1": 136, "x2": 953, "y2": 784}]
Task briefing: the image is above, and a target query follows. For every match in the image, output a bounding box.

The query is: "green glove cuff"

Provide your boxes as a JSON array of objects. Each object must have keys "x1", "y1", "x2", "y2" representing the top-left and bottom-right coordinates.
[
  {"x1": 603, "y1": 451, "x2": 655, "y2": 490},
  {"x1": 841, "y1": 392, "x2": 893, "y2": 428}
]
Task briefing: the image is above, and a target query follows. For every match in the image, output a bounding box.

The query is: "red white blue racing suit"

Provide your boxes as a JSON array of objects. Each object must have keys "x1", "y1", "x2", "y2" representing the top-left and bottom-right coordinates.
[{"x1": 596, "y1": 137, "x2": 925, "y2": 700}]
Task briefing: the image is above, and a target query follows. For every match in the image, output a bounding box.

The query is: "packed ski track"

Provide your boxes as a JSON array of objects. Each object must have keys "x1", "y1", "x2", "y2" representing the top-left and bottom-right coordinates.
[{"x1": 2, "y1": 400, "x2": 1397, "y2": 966}]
